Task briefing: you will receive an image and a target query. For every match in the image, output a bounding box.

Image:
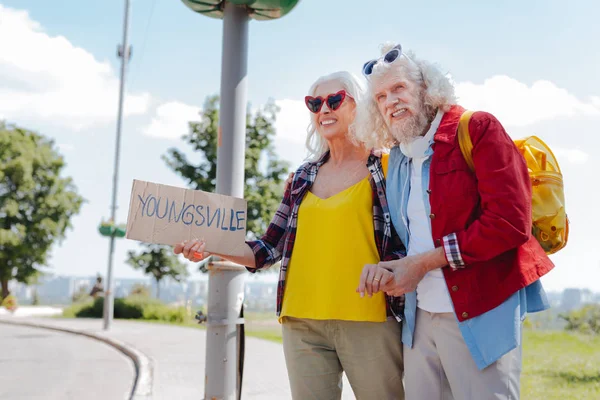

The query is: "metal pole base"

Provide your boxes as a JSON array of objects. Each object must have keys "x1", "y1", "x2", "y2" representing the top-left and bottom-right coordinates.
[{"x1": 204, "y1": 260, "x2": 247, "y2": 400}]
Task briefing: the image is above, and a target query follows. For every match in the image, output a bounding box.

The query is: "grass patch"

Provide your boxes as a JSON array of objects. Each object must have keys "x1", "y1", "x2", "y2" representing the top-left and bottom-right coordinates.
[
  {"x1": 244, "y1": 325, "x2": 283, "y2": 344},
  {"x1": 246, "y1": 330, "x2": 283, "y2": 343},
  {"x1": 522, "y1": 330, "x2": 600, "y2": 399},
  {"x1": 61, "y1": 296, "x2": 190, "y2": 324},
  {"x1": 121, "y1": 311, "x2": 284, "y2": 343}
]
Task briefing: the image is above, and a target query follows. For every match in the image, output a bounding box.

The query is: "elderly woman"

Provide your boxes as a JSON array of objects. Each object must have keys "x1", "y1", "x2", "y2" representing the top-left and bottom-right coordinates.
[{"x1": 175, "y1": 71, "x2": 405, "y2": 400}]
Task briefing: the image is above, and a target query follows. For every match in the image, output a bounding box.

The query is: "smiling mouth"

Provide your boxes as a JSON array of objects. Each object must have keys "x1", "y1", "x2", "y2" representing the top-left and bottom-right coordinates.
[
  {"x1": 391, "y1": 108, "x2": 408, "y2": 118},
  {"x1": 320, "y1": 119, "x2": 337, "y2": 126}
]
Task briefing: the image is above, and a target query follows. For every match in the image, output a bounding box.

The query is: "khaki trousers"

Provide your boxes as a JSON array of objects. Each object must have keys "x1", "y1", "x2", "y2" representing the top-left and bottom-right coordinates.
[
  {"x1": 282, "y1": 317, "x2": 405, "y2": 400},
  {"x1": 404, "y1": 309, "x2": 522, "y2": 400}
]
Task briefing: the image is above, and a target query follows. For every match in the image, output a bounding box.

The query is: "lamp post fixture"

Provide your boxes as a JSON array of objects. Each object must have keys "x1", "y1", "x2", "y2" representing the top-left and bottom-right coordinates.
[
  {"x1": 102, "y1": 0, "x2": 132, "y2": 331},
  {"x1": 180, "y1": 1, "x2": 299, "y2": 398}
]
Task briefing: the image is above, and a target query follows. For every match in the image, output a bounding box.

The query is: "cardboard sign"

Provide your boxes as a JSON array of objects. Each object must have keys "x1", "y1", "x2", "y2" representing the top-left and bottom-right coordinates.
[{"x1": 125, "y1": 180, "x2": 248, "y2": 256}]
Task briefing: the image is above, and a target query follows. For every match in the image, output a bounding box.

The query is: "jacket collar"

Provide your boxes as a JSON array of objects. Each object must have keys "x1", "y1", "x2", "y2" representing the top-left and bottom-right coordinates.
[{"x1": 433, "y1": 105, "x2": 465, "y2": 144}]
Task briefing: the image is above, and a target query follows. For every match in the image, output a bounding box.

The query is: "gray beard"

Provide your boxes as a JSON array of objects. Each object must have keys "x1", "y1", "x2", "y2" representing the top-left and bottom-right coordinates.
[{"x1": 389, "y1": 111, "x2": 430, "y2": 145}]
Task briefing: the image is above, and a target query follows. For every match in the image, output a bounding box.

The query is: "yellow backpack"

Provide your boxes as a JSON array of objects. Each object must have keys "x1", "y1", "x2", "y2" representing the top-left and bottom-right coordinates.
[
  {"x1": 381, "y1": 152, "x2": 389, "y2": 178},
  {"x1": 457, "y1": 111, "x2": 569, "y2": 255}
]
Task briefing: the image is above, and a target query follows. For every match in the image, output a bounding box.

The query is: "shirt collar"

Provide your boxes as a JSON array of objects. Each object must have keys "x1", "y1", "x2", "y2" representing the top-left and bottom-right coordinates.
[{"x1": 425, "y1": 109, "x2": 444, "y2": 144}]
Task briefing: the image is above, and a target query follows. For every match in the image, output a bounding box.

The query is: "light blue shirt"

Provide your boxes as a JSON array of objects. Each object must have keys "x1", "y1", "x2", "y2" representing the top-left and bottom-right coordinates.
[{"x1": 386, "y1": 141, "x2": 550, "y2": 370}]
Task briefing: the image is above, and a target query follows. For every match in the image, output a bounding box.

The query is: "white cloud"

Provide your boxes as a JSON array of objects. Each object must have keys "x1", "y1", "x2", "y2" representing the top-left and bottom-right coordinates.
[
  {"x1": 0, "y1": 5, "x2": 150, "y2": 130},
  {"x1": 142, "y1": 101, "x2": 201, "y2": 139},
  {"x1": 456, "y1": 75, "x2": 600, "y2": 127},
  {"x1": 142, "y1": 99, "x2": 308, "y2": 143},
  {"x1": 552, "y1": 147, "x2": 590, "y2": 165}
]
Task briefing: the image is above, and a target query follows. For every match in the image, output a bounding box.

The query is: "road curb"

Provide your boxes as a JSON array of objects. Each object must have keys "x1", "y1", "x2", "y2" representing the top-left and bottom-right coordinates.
[{"x1": 0, "y1": 318, "x2": 153, "y2": 399}]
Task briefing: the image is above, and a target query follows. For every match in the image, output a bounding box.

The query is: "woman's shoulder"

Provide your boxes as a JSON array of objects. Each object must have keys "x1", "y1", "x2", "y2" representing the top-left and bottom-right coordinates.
[
  {"x1": 286, "y1": 161, "x2": 316, "y2": 192},
  {"x1": 367, "y1": 150, "x2": 394, "y2": 178}
]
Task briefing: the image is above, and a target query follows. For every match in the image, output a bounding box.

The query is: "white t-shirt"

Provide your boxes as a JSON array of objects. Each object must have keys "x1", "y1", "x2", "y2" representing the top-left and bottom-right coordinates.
[{"x1": 401, "y1": 112, "x2": 454, "y2": 313}]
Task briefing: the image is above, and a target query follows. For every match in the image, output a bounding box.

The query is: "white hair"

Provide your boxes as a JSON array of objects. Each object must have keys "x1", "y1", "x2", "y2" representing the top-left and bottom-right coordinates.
[
  {"x1": 304, "y1": 71, "x2": 366, "y2": 161},
  {"x1": 354, "y1": 42, "x2": 457, "y2": 150}
]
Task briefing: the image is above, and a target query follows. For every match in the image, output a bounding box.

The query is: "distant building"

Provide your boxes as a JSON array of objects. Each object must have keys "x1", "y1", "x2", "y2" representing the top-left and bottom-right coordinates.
[
  {"x1": 581, "y1": 289, "x2": 595, "y2": 305},
  {"x1": 8, "y1": 281, "x2": 33, "y2": 303},
  {"x1": 561, "y1": 288, "x2": 582, "y2": 311},
  {"x1": 545, "y1": 291, "x2": 563, "y2": 308}
]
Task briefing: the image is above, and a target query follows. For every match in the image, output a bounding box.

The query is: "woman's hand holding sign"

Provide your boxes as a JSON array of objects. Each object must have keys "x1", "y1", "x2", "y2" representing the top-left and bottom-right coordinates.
[
  {"x1": 174, "y1": 239, "x2": 210, "y2": 262},
  {"x1": 174, "y1": 238, "x2": 257, "y2": 268}
]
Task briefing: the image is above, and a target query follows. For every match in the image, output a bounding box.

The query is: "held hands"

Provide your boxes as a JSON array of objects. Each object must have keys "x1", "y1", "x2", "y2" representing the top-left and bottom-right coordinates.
[
  {"x1": 173, "y1": 239, "x2": 211, "y2": 262},
  {"x1": 356, "y1": 263, "x2": 394, "y2": 297},
  {"x1": 356, "y1": 258, "x2": 426, "y2": 298},
  {"x1": 379, "y1": 257, "x2": 429, "y2": 297},
  {"x1": 357, "y1": 249, "x2": 447, "y2": 298}
]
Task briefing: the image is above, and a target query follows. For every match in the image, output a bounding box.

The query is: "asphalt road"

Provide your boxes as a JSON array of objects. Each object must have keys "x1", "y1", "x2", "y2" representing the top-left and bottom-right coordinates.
[{"x1": 0, "y1": 324, "x2": 135, "y2": 400}]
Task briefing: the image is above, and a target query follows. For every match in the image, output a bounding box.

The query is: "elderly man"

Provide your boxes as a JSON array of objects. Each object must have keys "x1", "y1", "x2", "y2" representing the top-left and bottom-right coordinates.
[{"x1": 355, "y1": 43, "x2": 555, "y2": 399}]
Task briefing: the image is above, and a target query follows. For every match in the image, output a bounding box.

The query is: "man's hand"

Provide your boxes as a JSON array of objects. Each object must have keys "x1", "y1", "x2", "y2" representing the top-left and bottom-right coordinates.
[
  {"x1": 375, "y1": 248, "x2": 449, "y2": 297},
  {"x1": 379, "y1": 257, "x2": 429, "y2": 297}
]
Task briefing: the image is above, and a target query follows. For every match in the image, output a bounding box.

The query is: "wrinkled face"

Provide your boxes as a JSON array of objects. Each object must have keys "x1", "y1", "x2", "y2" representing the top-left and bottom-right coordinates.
[
  {"x1": 311, "y1": 80, "x2": 356, "y2": 141},
  {"x1": 372, "y1": 68, "x2": 429, "y2": 144}
]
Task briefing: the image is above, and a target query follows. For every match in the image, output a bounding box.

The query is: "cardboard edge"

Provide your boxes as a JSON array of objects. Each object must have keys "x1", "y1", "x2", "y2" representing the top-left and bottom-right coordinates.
[{"x1": 125, "y1": 179, "x2": 139, "y2": 240}]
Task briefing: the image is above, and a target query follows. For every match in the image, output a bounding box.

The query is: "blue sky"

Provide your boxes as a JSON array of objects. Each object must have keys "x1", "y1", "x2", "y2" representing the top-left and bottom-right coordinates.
[{"x1": 1, "y1": 1, "x2": 599, "y2": 291}]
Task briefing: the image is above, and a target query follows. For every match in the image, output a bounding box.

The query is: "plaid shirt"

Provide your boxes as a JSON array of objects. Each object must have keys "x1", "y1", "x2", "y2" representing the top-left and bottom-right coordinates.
[{"x1": 246, "y1": 151, "x2": 406, "y2": 321}]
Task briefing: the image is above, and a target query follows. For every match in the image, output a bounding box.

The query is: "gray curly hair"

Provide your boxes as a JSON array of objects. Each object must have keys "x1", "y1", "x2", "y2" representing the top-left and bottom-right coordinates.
[{"x1": 353, "y1": 42, "x2": 457, "y2": 149}]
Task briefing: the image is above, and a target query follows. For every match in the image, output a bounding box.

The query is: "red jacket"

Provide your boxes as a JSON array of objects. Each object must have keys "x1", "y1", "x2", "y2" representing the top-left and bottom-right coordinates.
[{"x1": 430, "y1": 105, "x2": 554, "y2": 322}]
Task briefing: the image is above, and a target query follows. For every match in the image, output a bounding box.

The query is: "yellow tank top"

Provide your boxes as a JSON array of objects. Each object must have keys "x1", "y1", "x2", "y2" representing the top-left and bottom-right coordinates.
[{"x1": 280, "y1": 176, "x2": 387, "y2": 322}]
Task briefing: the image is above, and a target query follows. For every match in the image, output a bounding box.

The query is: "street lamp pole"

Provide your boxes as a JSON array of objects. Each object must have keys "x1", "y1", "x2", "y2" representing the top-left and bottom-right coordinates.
[
  {"x1": 204, "y1": 4, "x2": 248, "y2": 398},
  {"x1": 180, "y1": 1, "x2": 300, "y2": 397},
  {"x1": 104, "y1": 0, "x2": 131, "y2": 331}
]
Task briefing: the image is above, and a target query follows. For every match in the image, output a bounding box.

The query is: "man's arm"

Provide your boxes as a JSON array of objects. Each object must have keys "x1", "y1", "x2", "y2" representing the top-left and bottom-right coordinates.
[{"x1": 442, "y1": 112, "x2": 531, "y2": 269}]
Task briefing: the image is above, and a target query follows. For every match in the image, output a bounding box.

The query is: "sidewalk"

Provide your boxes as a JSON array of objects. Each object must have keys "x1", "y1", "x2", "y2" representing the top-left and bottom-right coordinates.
[
  {"x1": 0, "y1": 317, "x2": 355, "y2": 399},
  {"x1": 0, "y1": 305, "x2": 63, "y2": 317},
  {"x1": 0, "y1": 323, "x2": 135, "y2": 400}
]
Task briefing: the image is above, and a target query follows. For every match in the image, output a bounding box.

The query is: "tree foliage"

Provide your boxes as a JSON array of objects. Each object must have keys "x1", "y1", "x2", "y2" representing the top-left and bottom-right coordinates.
[
  {"x1": 126, "y1": 243, "x2": 189, "y2": 299},
  {"x1": 0, "y1": 122, "x2": 84, "y2": 299},
  {"x1": 560, "y1": 304, "x2": 600, "y2": 335},
  {"x1": 162, "y1": 95, "x2": 290, "y2": 240}
]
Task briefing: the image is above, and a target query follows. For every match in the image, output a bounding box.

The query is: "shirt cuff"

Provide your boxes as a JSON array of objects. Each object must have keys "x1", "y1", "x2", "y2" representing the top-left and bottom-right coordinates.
[{"x1": 443, "y1": 233, "x2": 466, "y2": 269}]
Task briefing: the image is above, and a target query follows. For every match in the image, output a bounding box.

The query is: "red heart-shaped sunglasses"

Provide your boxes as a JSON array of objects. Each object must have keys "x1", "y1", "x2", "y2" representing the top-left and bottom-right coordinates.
[{"x1": 305, "y1": 90, "x2": 353, "y2": 114}]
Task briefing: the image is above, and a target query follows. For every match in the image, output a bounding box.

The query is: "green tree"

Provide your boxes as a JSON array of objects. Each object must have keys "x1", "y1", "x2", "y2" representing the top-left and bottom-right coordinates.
[
  {"x1": 126, "y1": 243, "x2": 189, "y2": 299},
  {"x1": 560, "y1": 304, "x2": 600, "y2": 335},
  {"x1": 130, "y1": 283, "x2": 151, "y2": 298},
  {"x1": 162, "y1": 95, "x2": 290, "y2": 241},
  {"x1": 0, "y1": 122, "x2": 84, "y2": 300}
]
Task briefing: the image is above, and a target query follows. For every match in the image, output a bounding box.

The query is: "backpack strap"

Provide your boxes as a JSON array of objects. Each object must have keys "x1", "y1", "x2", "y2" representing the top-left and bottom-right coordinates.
[
  {"x1": 381, "y1": 152, "x2": 389, "y2": 178},
  {"x1": 458, "y1": 110, "x2": 476, "y2": 172}
]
